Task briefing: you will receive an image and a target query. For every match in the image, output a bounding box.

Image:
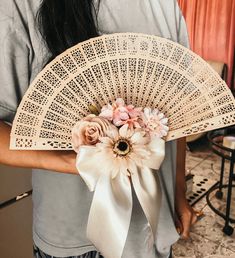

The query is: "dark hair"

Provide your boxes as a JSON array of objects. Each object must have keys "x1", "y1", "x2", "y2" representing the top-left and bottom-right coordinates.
[{"x1": 37, "y1": 0, "x2": 100, "y2": 61}]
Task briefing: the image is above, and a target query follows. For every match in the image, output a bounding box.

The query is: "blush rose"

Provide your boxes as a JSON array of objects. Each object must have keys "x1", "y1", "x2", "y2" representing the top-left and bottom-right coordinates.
[{"x1": 72, "y1": 114, "x2": 113, "y2": 153}]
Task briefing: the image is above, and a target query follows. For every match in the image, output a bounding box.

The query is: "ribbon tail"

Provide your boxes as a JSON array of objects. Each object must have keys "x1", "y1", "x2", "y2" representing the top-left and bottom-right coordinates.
[
  {"x1": 131, "y1": 136, "x2": 164, "y2": 242},
  {"x1": 87, "y1": 172, "x2": 132, "y2": 258},
  {"x1": 131, "y1": 166, "x2": 162, "y2": 245}
]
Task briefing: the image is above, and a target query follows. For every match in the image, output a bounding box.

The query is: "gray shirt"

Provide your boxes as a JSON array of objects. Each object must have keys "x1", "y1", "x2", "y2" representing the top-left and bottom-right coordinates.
[{"x1": 0, "y1": 0, "x2": 189, "y2": 257}]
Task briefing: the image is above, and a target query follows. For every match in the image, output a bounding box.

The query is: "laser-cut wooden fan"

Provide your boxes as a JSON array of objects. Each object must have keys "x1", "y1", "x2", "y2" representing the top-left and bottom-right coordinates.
[{"x1": 10, "y1": 33, "x2": 235, "y2": 150}]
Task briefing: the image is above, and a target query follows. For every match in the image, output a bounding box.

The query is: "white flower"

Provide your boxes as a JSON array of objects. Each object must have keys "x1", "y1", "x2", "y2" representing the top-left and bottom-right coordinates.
[
  {"x1": 141, "y1": 108, "x2": 169, "y2": 138},
  {"x1": 96, "y1": 124, "x2": 151, "y2": 178}
]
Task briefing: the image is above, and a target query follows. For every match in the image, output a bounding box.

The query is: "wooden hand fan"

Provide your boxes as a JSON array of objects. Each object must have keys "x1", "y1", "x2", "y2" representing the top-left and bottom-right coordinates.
[{"x1": 10, "y1": 33, "x2": 235, "y2": 150}]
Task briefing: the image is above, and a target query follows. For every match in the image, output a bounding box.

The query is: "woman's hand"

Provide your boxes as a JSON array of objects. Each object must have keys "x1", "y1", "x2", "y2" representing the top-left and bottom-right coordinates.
[
  {"x1": 175, "y1": 138, "x2": 202, "y2": 239},
  {"x1": 174, "y1": 190, "x2": 199, "y2": 239}
]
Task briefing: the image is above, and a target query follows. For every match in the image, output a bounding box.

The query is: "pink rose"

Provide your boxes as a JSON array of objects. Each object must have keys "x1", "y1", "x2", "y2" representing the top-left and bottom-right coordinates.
[{"x1": 72, "y1": 115, "x2": 112, "y2": 153}]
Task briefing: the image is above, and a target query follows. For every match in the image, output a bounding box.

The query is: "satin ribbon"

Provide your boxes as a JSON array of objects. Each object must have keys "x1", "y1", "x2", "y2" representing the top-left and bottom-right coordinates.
[{"x1": 76, "y1": 136, "x2": 165, "y2": 258}]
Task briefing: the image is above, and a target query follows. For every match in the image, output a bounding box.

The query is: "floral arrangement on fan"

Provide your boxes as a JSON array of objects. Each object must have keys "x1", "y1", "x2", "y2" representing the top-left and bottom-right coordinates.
[
  {"x1": 71, "y1": 98, "x2": 169, "y2": 176},
  {"x1": 70, "y1": 97, "x2": 169, "y2": 258}
]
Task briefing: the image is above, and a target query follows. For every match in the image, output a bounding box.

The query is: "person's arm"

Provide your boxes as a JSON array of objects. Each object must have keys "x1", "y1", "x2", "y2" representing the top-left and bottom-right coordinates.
[
  {"x1": 175, "y1": 138, "x2": 198, "y2": 239},
  {"x1": 0, "y1": 4, "x2": 77, "y2": 174},
  {"x1": 176, "y1": 138, "x2": 187, "y2": 196},
  {"x1": 172, "y1": 1, "x2": 199, "y2": 240},
  {"x1": 0, "y1": 120, "x2": 77, "y2": 174}
]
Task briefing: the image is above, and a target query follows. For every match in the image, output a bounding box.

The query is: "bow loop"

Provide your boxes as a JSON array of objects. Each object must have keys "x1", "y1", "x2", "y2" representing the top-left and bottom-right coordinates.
[{"x1": 76, "y1": 137, "x2": 165, "y2": 258}]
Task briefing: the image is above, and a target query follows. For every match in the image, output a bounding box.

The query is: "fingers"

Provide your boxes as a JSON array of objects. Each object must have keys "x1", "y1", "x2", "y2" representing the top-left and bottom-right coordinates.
[
  {"x1": 177, "y1": 208, "x2": 204, "y2": 240},
  {"x1": 175, "y1": 215, "x2": 183, "y2": 235},
  {"x1": 175, "y1": 196, "x2": 205, "y2": 240},
  {"x1": 180, "y1": 211, "x2": 192, "y2": 239}
]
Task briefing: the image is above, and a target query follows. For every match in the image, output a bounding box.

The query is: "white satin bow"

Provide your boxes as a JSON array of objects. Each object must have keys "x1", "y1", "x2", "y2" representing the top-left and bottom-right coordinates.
[{"x1": 76, "y1": 136, "x2": 165, "y2": 258}]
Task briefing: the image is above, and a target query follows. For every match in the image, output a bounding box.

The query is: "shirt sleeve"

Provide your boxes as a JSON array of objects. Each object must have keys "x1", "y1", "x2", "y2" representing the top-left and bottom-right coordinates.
[
  {"x1": 175, "y1": 1, "x2": 190, "y2": 49},
  {"x1": 0, "y1": 1, "x2": 32, "y2": 124}
]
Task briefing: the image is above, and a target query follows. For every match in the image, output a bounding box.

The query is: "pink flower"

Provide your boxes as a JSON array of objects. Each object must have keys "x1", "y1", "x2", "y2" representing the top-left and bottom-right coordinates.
[
  {"x1": 141, "y1": 108, "x2": 169, "y2": 138},
  {"x1": 72, "y1": 115, "x2": 114, "y2": 153},
  {"x1": 99, "y1": 98, "x2": 142, "y2": 129}
]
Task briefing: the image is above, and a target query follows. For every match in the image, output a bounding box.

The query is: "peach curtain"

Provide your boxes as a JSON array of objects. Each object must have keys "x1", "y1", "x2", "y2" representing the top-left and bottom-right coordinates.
[{"x1": 178, "y1": 0, "x2": 235, "y2": 88}]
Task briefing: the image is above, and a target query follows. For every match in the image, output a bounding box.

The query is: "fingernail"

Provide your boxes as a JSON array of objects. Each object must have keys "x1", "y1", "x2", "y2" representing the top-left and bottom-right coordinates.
[
  {"x1": 176, "y1": 227, "x2": 181, "y2": 234},
  {"x1": 196, "y1": 210, "x2": 204, "y2": 217},
  {"x1": 196, "y1": 211, "x2": 204, "y2": 221}
]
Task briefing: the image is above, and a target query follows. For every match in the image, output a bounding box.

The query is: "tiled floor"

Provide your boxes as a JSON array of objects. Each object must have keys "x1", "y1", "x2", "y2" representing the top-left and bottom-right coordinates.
[{"x1": 172, "y1": 138, "x2": 235, "y2": 258}]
